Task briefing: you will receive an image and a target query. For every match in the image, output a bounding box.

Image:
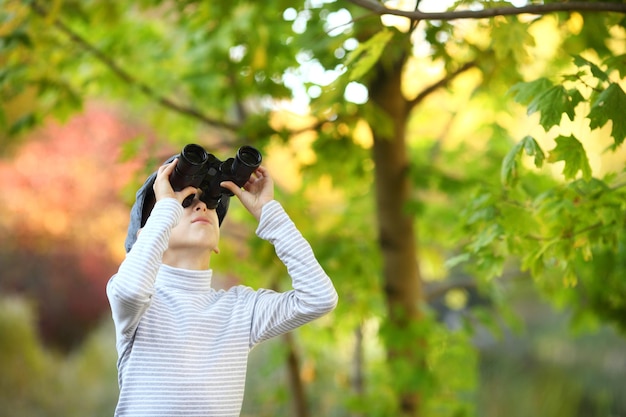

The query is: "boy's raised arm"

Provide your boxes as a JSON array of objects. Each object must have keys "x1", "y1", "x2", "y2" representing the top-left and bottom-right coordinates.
[{"x1": 106, "y1": 198, "x2": 182, "y2": 343}]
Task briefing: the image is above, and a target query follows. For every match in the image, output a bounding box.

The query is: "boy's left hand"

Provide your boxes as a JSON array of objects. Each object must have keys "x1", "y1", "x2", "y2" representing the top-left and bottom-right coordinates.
[{"x1": 221, "y1": 166, "x2": 274, "y2": 221}]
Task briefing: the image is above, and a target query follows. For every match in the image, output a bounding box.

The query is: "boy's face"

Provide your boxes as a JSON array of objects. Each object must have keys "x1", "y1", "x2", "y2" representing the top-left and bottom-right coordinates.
[{"x1": 167, "y1": 195, "x2": 221, "y2": 255}]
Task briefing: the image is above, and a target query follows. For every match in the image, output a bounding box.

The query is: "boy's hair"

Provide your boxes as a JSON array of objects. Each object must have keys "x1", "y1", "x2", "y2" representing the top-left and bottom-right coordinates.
[{"x1": 124, "y1": 154, "x2": 230, "y2": 253}]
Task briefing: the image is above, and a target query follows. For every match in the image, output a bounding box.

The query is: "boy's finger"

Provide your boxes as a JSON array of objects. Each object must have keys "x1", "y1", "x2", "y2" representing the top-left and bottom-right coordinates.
[
  {"x1": 220, "y1": 181, "x2": 242, "y2": 197},
  {"x1": 163, "y1": 158, "x2": 178, "y2": 173}
]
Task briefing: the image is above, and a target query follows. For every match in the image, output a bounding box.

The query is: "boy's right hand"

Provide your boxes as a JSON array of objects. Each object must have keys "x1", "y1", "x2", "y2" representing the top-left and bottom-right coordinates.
[{"x1": 153, "y1": 158, "x2": 198, "y2": 205}]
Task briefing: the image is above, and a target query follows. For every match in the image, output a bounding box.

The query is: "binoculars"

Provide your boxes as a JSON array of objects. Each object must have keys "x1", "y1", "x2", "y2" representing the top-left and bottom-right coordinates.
[{"x1": 170, "y1": 144, "x2": 262, "y2": 209}]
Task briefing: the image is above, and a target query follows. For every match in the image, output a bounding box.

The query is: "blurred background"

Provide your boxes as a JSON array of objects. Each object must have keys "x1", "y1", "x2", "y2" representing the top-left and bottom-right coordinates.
[{"x1": 1, "y1": 1, "x2": 626, "y2": 416}]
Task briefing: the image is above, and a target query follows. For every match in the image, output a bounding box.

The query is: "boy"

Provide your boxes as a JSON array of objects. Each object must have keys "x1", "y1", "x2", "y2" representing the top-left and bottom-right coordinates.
[{"x1": 107, "y1": 155, "x2": 338, "y2": 416}]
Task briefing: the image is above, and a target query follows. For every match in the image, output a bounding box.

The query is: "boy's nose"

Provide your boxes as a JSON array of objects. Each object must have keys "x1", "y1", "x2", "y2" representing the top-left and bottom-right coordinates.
[{"x1": 193, "y1": 194, "x2": 208, "y2": 211}]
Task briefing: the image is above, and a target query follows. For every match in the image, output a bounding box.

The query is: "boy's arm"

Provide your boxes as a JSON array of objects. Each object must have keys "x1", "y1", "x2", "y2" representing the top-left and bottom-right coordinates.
[
  {"x1": 249, "y1": 200, "x2": 338, "y2": 346},
  {"x1": 108, "y1": 158, "x2": 196, "y2": 346},
  {"x1": 221, "y1": 166, "x2": 337, "y2": 345},
  {"x1": 106, "y1": 198, "x2": 182, "y2": 343}
]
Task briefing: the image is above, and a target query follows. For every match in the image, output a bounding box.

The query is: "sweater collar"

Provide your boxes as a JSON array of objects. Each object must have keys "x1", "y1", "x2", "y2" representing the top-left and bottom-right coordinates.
[{"x1": 156, "y1": 264, "x2": 213, "y2": 292}]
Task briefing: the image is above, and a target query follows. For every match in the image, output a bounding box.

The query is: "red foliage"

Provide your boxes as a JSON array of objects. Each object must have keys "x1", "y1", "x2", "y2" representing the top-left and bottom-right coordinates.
[{"x1": 0, "y1": 103, "x2": 165, "y2": 351}]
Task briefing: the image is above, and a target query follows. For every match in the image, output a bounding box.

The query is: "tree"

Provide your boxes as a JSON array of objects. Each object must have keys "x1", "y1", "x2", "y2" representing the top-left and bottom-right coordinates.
[
  {"x1": 0, "y1": 104, "x2": 158, "y2": 350},
  {"x1": 300, "y1": 2, "x2": 626, "y2": 415},
  {"x1": 2, "y1": 0, "x2": 625, "y2": 416}
]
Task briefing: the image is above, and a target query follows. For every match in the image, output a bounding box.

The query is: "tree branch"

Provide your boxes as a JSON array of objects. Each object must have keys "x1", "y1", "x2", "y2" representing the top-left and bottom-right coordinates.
[
  {"x1": 30, "y1": 2, "x2": 238, "y2": 131},
  {"x1": 347, "y1": 0, "x2": 626, "y2": 21},
  {"x1": 524, "y1": 220, "x2": 617, "y2": 242},
  {"x1": 408, "y1": 61, "x2": 477, "y2": 110}
]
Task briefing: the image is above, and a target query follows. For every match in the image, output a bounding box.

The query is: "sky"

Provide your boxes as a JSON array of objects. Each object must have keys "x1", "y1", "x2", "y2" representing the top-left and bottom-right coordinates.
[{"x1": 281, "y1": 0, "x2": 529, "y2": 113}]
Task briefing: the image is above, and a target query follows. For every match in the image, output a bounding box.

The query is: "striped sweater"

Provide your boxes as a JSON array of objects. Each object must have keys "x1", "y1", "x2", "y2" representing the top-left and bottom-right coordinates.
[{"x1": 107, "y1": 198, "x2": 338, "y2": 417}]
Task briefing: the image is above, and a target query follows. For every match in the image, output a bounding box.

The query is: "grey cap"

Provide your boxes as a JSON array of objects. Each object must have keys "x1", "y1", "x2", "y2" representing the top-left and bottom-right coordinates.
[{"x1": 124, "y1": 154, "x2": 230, "y2": 253}]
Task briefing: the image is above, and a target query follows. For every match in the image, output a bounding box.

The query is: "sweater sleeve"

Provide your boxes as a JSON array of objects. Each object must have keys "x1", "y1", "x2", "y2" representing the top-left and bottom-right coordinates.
[
  {"x1": 249, "y1": 200, "x2": 338, "y2": 347},
  {"x1": 106, "y1": 198, "x2": 182, "y2": 351}
]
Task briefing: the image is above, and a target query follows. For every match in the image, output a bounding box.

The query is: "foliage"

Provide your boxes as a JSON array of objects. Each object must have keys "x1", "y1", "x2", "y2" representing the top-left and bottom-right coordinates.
[
  {"x1": 0, "y1": 296, "x2": 118, "y2": 417},
  {"x1": 0, "y1": 105, "x2": 154, "y2": 350},
  {"x1": 459, "y1": 53, "x2": 626, "y2": 333}
]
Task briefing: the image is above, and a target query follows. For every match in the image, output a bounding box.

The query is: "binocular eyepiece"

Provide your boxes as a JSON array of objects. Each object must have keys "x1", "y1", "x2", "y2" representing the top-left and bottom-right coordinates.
[{"x1": 169, "y1": 144, "x2": 262, "y2": 209}]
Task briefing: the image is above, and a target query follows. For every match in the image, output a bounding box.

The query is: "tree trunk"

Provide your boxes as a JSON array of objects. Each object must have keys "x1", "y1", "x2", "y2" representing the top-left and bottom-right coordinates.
[
  {"x1": 370, "y1": 57, "x2": 425, "y2": 417},
  {"x1": 284, "y1": 331, "x2": 310, "y2": 417}
]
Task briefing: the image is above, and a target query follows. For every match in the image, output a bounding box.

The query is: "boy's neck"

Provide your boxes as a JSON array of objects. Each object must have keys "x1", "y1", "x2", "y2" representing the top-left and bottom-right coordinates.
[{"x1": 162, "y1": 249, "x2": 212, "y2": 271}]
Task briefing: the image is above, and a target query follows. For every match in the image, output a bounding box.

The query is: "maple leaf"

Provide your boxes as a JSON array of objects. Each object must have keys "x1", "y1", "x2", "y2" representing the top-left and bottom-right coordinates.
[
  {"x1": 510, "y1": 78, "x2": 584, "y2": 131},
  {"x1": 509, "y1": 78, "x2": 553, "y2": 105},
  {"x1": 546, "y1": 135, "x2": 592, "y2": 181},
  {"x1": 604, "y1": 53, "x2": 626, "y2": 79},
  {"x1": 573, "y1": 55, "x2": 609, "y2": 82},
  {"x1": 587, "y1": 83, "x2": 626, "y2": 147},
  {"x1": 527, "y1": 85, "x2": 584, "y2": 131},
  {"x1": 501, "y1": 135, "x2": 545, "y2": 186}
]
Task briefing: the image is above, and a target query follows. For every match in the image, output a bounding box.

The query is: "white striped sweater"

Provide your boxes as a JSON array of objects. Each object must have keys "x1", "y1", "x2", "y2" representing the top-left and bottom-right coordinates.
[{"x1": 107, "y1": 198, "x2": 338, "y2": 417}]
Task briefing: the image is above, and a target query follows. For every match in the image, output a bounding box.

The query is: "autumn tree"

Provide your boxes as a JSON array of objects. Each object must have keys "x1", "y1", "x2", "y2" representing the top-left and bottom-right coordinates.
[{"x1": 0, "y1": 105, "x2": 162, "y2": 350}]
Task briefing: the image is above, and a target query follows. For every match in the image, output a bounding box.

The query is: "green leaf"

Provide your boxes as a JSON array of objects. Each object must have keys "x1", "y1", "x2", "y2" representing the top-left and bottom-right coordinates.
[
  {"x1": 8, "y1": 113, "x2": 36, "y2": 136},
  {"x1": 0, "y1": 30, "x2": 33, "y2": 49},
  {"x1": 561, "y1": 70, "x2": 585, "y2": 83},
  {"x1": 528, "y1": 85, "x2": 580, "y2": 130},
  {"x1": 511, "y1": 78, "x2": 584, "y2": 130},
  {"x1": 468, "y1": 223, "x2": 502, "y2": 253},
  {"x1": 445, "y1": 253, "x2": 470, "y2": 269},
  {"x1": 572, "y1": 55, "x2": 609, "y2": 82},
  {"x1": 523, "y1": 136, "x2": 546, "y2": 169},
  {"x1": 546, "y1": 135, "x2": 592, "y2": 181},
  {"x1": 343, "y1": 29, "x2": 394, "y2": 82},
  {"x1": 501, "y1": 141, "x2": 523, "y2": 186},
  {"x1": 604, "y1": 54, "x2": 626, "y2": 79},
  {"x1": 509, "y1": 78, "x2": 553, "y2": 105},
  {"x1": 491, "y1": 17, "x2": 534, "y2": 64},
  {"x1": 587, "y1": 83, "x2": 626, "y2": 146},
  {"x1": 501, "y1": 136, "x2": 545, "y2": 186}
]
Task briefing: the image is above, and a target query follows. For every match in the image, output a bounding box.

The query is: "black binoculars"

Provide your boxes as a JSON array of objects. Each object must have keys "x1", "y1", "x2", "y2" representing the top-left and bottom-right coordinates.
[{"x1": 170, "y1": 144, "x2": 262, "y2": 209}]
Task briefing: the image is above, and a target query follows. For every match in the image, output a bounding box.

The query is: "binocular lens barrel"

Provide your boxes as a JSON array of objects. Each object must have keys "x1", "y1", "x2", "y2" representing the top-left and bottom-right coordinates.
[
  {"x1": 236, "y1": 146, "x2": 262, "y2": 168},
  {"x1": 232, "y1": 146, "x2": 262, "y2": 182},
  {"x1": 170, "y1": 144, "x2": 208, "y2": 190},
  {"x1": 181, "y1": 144, "x2": 208, "y2": 166}
]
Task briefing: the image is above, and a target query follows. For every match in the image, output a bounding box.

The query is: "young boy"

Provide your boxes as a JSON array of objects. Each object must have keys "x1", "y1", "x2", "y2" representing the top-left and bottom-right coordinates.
[{"x1": 107, "y1": 156, "x2": 338, "y2": 417}]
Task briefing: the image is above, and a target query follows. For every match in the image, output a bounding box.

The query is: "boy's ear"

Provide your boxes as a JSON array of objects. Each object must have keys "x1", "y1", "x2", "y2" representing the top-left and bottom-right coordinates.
[{"x1": 213, "y1": 246, "x2": 220, "y2": 255}]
